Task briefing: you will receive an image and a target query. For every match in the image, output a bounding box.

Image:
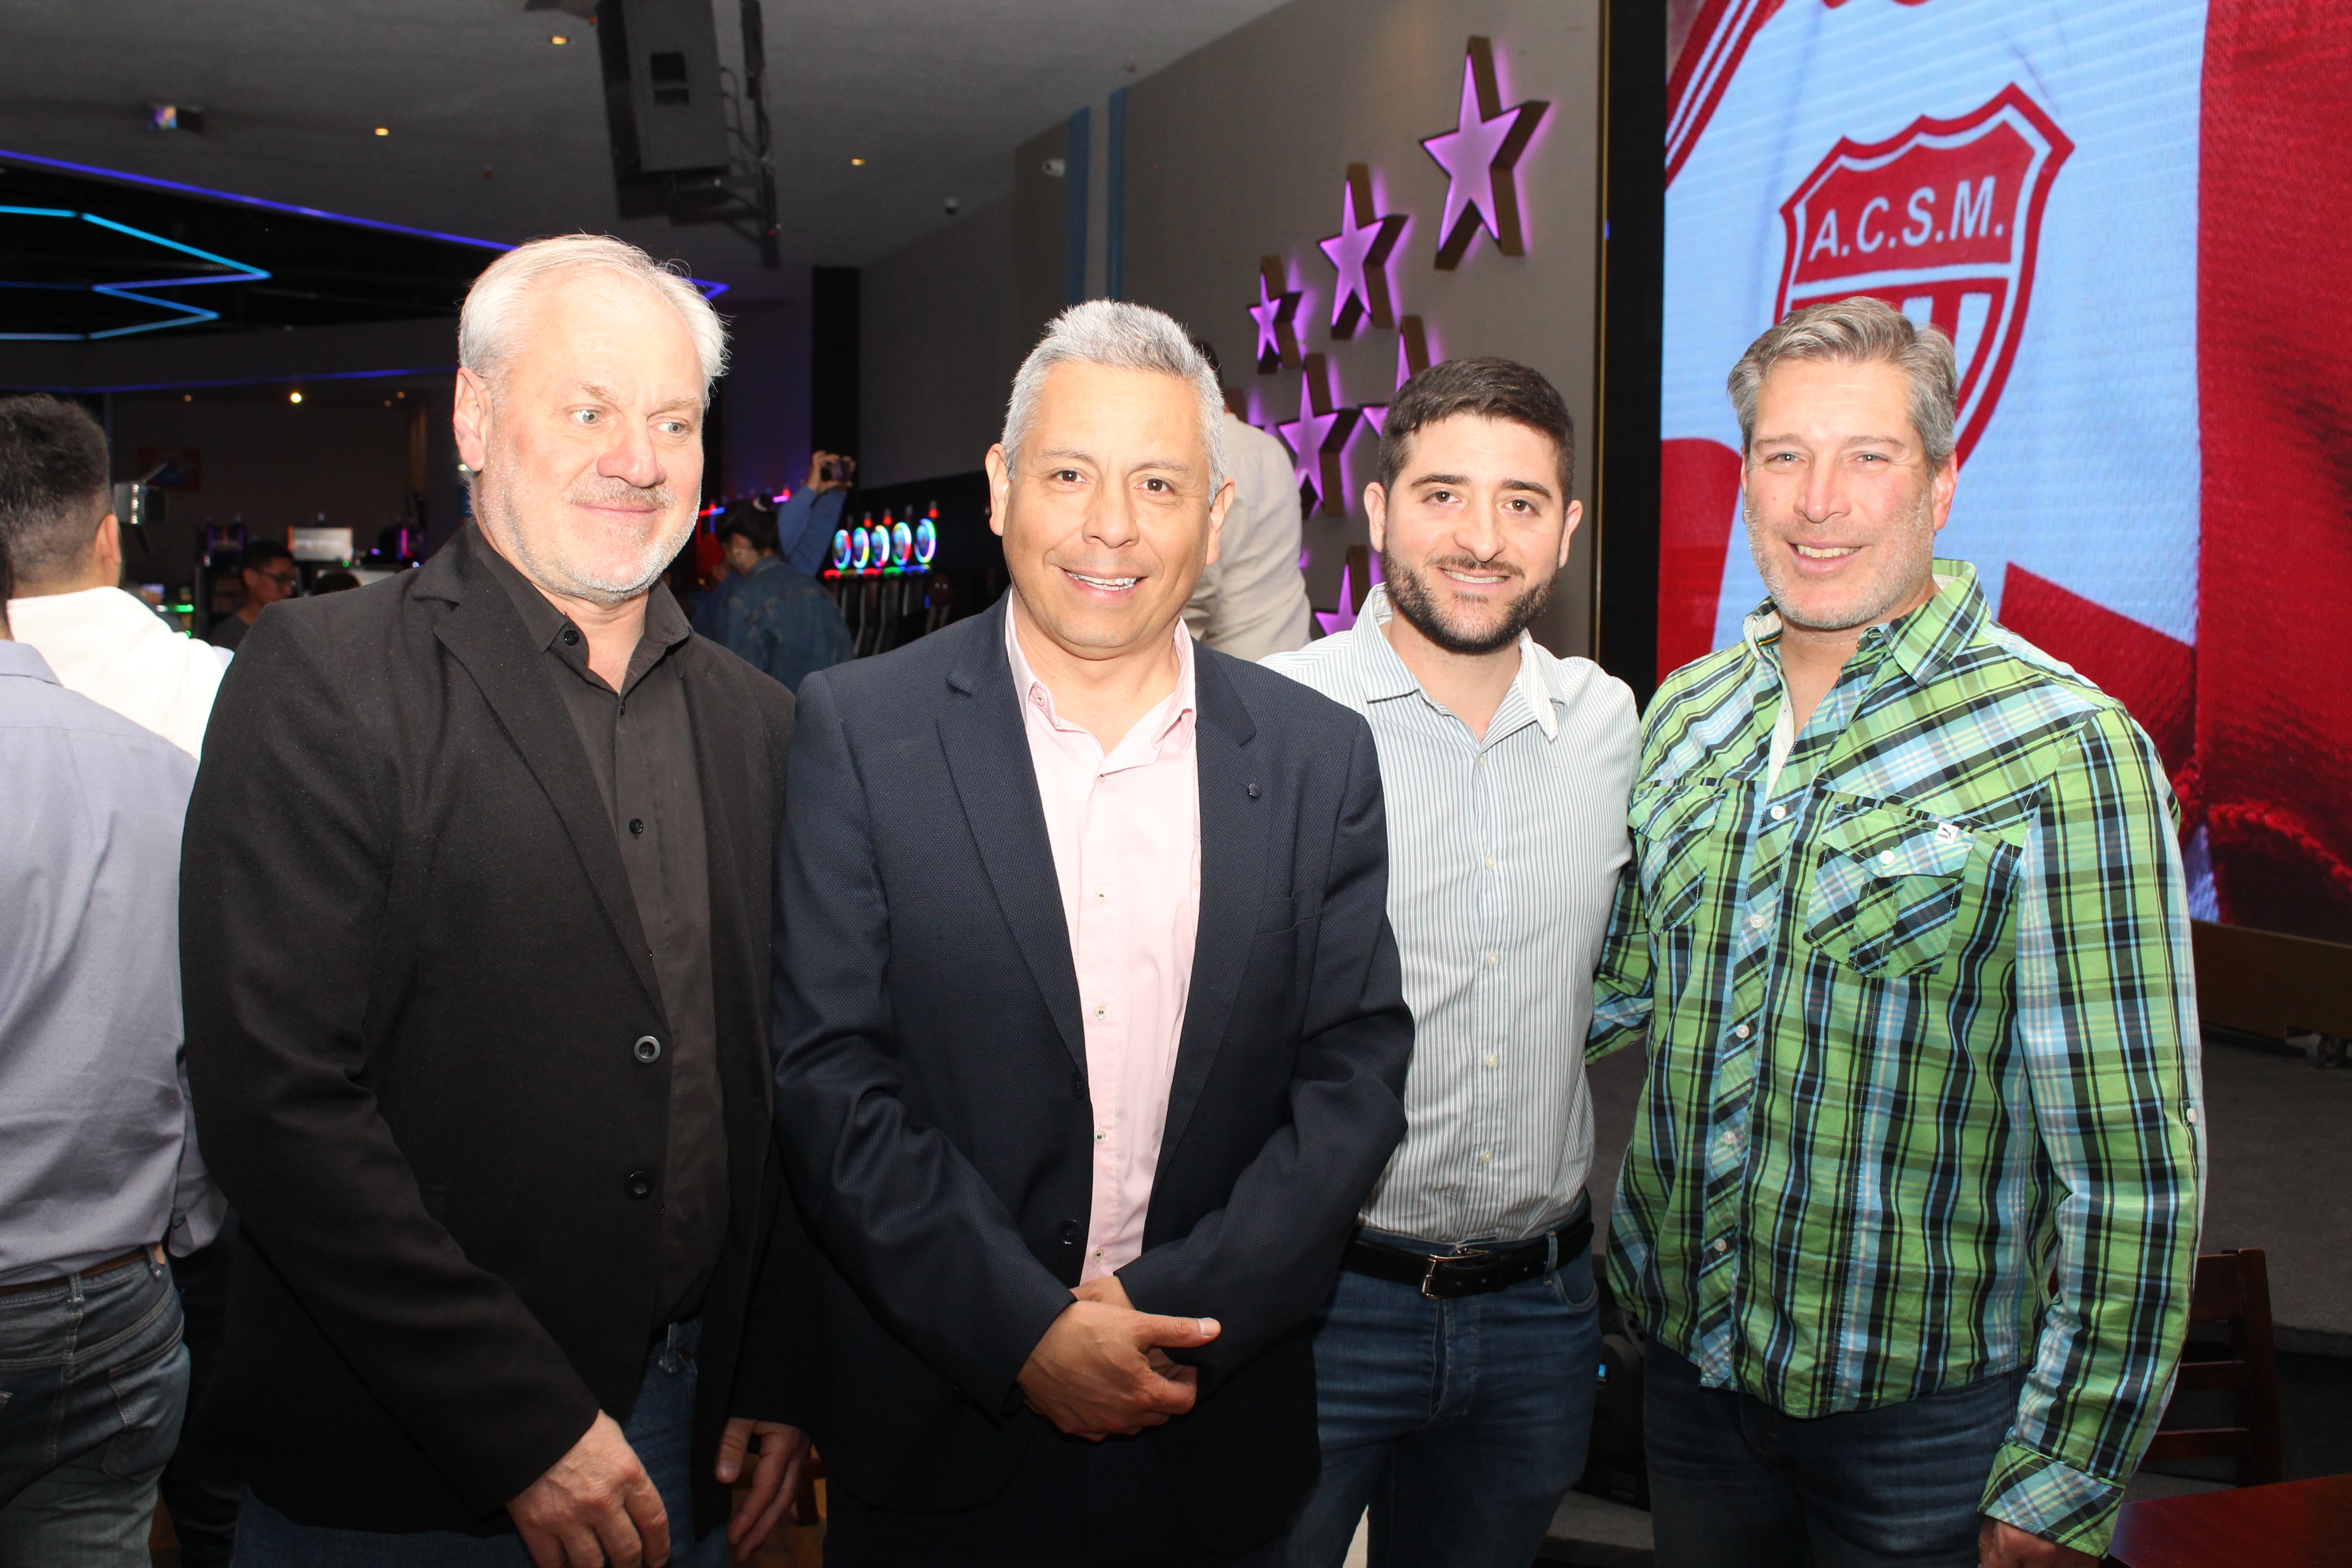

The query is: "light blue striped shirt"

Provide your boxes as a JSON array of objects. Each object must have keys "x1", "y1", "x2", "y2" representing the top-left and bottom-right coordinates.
[{"x1": 1264, "y1": 587, "x2": 1638, "y2": 1243}]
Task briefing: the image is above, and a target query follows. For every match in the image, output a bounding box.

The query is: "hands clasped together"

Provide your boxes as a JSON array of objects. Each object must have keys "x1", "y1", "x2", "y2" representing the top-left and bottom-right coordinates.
[{"x1": 1017, "y1": 1275, "x2": 1223, "y2": 1441}]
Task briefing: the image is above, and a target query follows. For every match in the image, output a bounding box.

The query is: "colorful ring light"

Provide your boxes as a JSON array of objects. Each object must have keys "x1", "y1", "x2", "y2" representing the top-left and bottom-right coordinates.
[{"x1": 830, "y1": 528, "x2": 853, "y2": 573}]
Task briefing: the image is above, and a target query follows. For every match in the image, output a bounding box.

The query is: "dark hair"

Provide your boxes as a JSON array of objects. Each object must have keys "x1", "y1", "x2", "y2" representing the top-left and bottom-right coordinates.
[
  {"x1": 310, "y1": 570, "x2": 360, "y2": 594},
  {"x1": 0, "y1": 394, "x2": 111, "y2": 588},
  {"x1": 1375, "y1": 357, "x2": 1575, "y2": 503},
  {"x1": 716, "y1": 505, "x2": 777, "y2": 554},
  {"x1": 239, "y1": 540, "x2": 294, "y2": 574},
  {"x1": 1187, "y1": 334, "x2": 1224, "y2": 382}
]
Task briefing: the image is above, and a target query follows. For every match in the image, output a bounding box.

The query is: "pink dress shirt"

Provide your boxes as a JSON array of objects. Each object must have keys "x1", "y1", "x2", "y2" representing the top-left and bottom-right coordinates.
[{"x1": 1005, "y1": 600, "x2": 1201, "y2": 1281}]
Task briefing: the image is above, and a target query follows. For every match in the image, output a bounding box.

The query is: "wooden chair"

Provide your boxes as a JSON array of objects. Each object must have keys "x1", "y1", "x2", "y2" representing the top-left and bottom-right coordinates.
[{"x1": 2140, "y1": 1248, "x2": 2285, "y2": 1487}]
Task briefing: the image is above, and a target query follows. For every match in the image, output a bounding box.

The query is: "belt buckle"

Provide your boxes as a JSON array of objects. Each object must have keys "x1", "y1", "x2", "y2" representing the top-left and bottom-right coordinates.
[{"x1": 1419, "y1": 1243, "x2": 1490, "y2": 1299}]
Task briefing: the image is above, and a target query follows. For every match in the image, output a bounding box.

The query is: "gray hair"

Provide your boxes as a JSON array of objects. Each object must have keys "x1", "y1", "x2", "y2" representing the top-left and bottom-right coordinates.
[
  {"x1": 1002, "y1": 301, "x2": 1228, "y2": 491},
  {"x1": 459, "y1": 234, "x2": 728, "y2": 399},
  {"x1": 1728, "y1": 296, "x2": 1958, "y2": 469}
]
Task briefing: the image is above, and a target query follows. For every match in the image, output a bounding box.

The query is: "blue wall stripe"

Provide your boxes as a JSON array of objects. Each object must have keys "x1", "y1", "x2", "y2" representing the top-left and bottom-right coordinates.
[{"x1": 1064, "y1": 106, "x2": 1091, "y2": 307}]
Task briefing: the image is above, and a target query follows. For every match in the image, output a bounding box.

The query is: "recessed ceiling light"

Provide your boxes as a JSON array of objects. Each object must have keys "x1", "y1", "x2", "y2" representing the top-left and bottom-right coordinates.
[
  {"x1": 551, "y1": 34, "x2": 567, "y2": 44},
  {"x1": 373, "y1": 127, "x2": 389, "y2": 137},
  {"x1": 182, "y1": 393, "x2": 192, "y2": 402},
  {"x1": 850, "y1": 157, "x2": 866, "y2": 166},
  {"x1": 289, "y1": 391, "x2": 303, "y2": 404}
]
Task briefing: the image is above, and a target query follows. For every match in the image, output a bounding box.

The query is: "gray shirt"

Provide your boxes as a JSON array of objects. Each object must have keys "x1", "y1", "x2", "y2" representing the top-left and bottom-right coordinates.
[
  {"x1": 0, "y1": 640, "x2": 223, "y2": 1284},
  {"x1": 478, "y1": 547, "x2": 727, "y2": 1325},
  {"x1": 1263, "y1": 586, "x2": 1639, "y2": 1244}
]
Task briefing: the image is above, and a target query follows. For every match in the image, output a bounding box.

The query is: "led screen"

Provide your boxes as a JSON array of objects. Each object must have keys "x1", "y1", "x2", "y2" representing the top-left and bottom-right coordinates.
[{"x1": 1657, "y1": 0, "x2": 2352, "y2": 943}]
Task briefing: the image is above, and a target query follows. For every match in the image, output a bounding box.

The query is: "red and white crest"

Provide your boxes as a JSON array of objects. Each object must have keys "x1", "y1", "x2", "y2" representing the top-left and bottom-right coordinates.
[{"x1": 1775, "y1": 84, "x2": 2074, "y2": 466}]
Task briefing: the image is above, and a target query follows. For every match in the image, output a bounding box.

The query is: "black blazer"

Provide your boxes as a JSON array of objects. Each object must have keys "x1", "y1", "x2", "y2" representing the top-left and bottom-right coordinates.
[
  {"x1": 771, "y1": 599, "x2": 1413, "y2": 1554},
  {"x1": 181, "y1": 526, "x2": 817, "y2": 1535}
]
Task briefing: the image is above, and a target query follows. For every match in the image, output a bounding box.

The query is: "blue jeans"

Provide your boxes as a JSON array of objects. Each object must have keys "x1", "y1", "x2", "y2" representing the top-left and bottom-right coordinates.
[
  {"x1": 1644, "y1": 1344, "x2": 2024, "y2": 1568},
  {"x1": 234, "y1": 1318, "x2": 725, "y2": 1566},
  {"x1": 1285, "y1": 1241, "x2": 1603, "y2": 1568},
  {"x1": 0, "y1": 1248, "x2": 191, "y2": 1568}
]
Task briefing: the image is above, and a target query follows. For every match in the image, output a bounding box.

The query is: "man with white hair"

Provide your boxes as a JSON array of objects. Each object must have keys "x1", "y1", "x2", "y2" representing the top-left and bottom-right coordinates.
[
  {"x1": 182, "y1": 234, "x2": 818, "y2": 1566},
  {"x1": 769, "y1": 300, "x2": 1413, "y2": 1565}
]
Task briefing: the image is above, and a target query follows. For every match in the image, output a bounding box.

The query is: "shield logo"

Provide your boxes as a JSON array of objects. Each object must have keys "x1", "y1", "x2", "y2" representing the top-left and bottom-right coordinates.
[{"x1": 1775, "y1": 84, "x2": 2074, "y2": 466}]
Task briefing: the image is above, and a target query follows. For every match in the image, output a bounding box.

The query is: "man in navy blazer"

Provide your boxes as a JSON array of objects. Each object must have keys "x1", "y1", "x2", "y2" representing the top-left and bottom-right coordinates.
[{"x1": 770, "y1": 302, "x2": 1413, "y2": 1566}]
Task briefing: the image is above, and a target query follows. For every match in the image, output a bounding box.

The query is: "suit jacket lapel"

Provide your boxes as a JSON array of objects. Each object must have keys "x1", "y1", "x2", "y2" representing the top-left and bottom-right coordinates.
[
  {"x1": 938, "y1": 600, "x2": 1087, "y2": 1074},
  {"x1": 431, "y1": 538, "x2": 666, "y2": 1021},
  {"x1": 1161, "y1": 654, "x2": 1267, "y2": 1163}
]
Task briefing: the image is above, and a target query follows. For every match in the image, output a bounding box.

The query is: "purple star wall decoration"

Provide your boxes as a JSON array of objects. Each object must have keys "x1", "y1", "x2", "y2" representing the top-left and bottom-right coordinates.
[
  {"x1": 1248, "y1": 255, "x2": 1302, "y2": 373},
  {"x1": 1317, "y1": 164, "x2": 1406, "y2": 339},
  {"x1": 1420, "y1": 37, "x2": 1548, "y2": 270},
  {"x1": 1276, "y1": 352, "x2": 1360, "y2": 517}
]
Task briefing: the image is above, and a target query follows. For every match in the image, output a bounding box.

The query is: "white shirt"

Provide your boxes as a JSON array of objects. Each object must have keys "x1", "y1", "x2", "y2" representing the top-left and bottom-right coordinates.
[
  {"x1": 1184, "y1": 414, "x2": 1312, "y2": 661},
  {"x1": 1264, "y1": 585, "x2": 1639, "y2": 1243},
  {"x1": 6, "y1": 587, "x2": 232, "y2": 758}
]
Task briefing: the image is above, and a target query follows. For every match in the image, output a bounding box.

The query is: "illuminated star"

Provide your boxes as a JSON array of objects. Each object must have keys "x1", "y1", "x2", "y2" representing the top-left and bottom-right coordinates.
[
  {"x1": 1317, "y1": 164, "x2": 1406, "y2": 339},
  {"x1": 1420, "y1": 36, "x2": 1548, "y2": 270},
  {"x1": 1275, "y1": 353, "x2": 1360, "y2": 517},
  {"x1": 1247, "y1": 256, "x2": 1302, "y2": 373},
  {"x1": 1355, "y1": 317, "x2": 1432, "y2": 454}
]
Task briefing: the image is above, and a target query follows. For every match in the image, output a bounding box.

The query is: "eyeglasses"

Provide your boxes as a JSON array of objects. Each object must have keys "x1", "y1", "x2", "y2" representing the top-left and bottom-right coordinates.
[{"x1": 256, "y1": 570, "x2": 300, "y2": 588}]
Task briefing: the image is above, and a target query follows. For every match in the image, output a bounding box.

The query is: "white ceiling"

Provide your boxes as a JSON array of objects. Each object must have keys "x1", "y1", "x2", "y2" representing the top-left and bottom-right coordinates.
[{"x1": 0, "y1": 0, "x2": 1294, "y2": 300}]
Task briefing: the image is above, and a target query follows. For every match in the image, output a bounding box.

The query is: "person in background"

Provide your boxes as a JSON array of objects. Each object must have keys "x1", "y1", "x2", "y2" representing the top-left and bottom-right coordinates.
[
  {"x1": 715, "y1": 503, "x2": 854, "y2": 692},
  {"x1": 773, "y1": 450, "x2": 856, "y2": 577},
  {"x1": 1592, "y1": 298, "x2": 2202, "y2": 1568},
  {"x1": 771, "y1": 301, "x2": 1412, "y2": 1566},
  {"x1": 310, "y1": 569, "x2": 361, "y2": 595},
  {"x1": 0, "y1": 394, "x2": 230, "y2": 757},
  {"x1": 182, "y1": 233, "x2": 818, "y2": 1567},
  {"x1": 204, "y1": 539, "x2": 300, "y2": 652},
  {"x1": 0, "y1": 524, "x2": 225, "y2": 1567},
  {"x1": 1183, "y1": 336, "x2": 1311, "y2": 660},
  {"x1": 1266, "y1": 359, "x2": 1637, "y2": 1568}
]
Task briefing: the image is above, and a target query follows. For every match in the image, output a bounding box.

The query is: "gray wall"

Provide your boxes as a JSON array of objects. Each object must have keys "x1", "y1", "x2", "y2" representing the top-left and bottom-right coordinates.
[
  {"x1": 852, "y1": 0, "x2": 1603, "y2": 651},
  {"x1": 1119, "y1": 0, "x2": 1602, "y2": 655},
  {"x1": 858, "y1": 196, "x2": 1020, "y2": 489},
  {"x1": 719, "y1": 284, "x2": 816, "y2": 501}
]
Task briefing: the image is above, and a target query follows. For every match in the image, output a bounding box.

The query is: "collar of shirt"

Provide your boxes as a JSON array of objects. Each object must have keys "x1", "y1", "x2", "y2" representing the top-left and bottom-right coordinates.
[
  {"x1": 1739, "y1": 558, "x2": 1988, "y2": 693},
  {"x1": 1003, "y1": 594, "x2": 1199, "y2": 769},
  {"x1": 0, "y1": 640, "x2": 58, "y2": 684},
  {"x1": 475, "y1": 533, "x2": 691, "y2": 697},
  {"x1": 1354, "y1": 582, "x2": 1558, "y2": 742}
]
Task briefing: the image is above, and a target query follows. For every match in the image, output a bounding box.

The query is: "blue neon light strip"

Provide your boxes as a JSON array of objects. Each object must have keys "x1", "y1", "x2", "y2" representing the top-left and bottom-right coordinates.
[
  {"x1": 0, "y1": 204, "x2": 272, "y2": 340},
  {"x1": 0, "y1": 148, "x2": 734, "y2": 299},
  {"x1": 0, "y1": 366, "x2": 455, "y2": 395}
]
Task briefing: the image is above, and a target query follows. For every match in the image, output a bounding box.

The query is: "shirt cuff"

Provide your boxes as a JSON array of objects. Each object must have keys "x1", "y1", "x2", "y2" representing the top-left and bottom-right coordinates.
[{"x1": 1979, "y1": 1440, "x2": 2126, "y2": 1557}]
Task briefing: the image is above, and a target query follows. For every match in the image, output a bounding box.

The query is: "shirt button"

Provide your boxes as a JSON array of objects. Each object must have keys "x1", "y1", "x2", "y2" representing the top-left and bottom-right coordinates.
[
  {"x1": 1733, "y1": 1024, "x2": 1750, "y2": 1040},
  {"x1": 1484, "y1": 1053, "x2": 1497, "y2": 1068},
  {"x1": 1484, "y1": 854, "x2": 1495, "y2": 868},
  {"x1": 1479, "y1": 1150, "x2": 1493, "y2": 1163},
  {"x1": 1747, "y1": 913, "x2": 1769, "y2": 931},
  {"x1": 1093, "y1": 1248, "x2": 1104, "y2": 1260},
  {"x1": 633, "y1": 1035, "x2": 662, "y2": 1063},
  {"x1": 2185, "y1": 1106, "x2": 2198, "y2": 1124},
  {"x1": 1713, "y1": 1238, "x2": 1729, "y2": 1254},
  {"x1": 1094, "y1": 888, "x2": 1107, "y2": 901},
  {"x1": 1093, "y1": 1003, "x2": 1107, "y2": 1019},
  {"x1": 1095, "y1": 1129, "x2": 1107, "y2": 1143},
  {"x1": 629, "y1": 818, "x2": 646, "y2": 837},
  {"x1": 1485, "y1": 952, "x2": 1499, "y2": 966},
  {"x1": 1058, "y1": 1220, "x2": 1081, "y2": 1245},
  {"x1": 625, "y1": 1170, "x2": 654, "y2": 1200},
  {"x1": 562, "y1": 627, "x2": 580, "y2": 646},
  {"x1": 1879, "y1": 850, "x2": 1898, "y2": 866},
  {"x1": 1770, "y1": 805, "x2": 1787, "y2": 821}
]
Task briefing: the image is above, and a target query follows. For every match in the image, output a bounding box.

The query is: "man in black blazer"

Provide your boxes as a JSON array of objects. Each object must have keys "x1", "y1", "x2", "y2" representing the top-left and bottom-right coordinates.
[
  {"x1": 771, "y1": 301, "x2": 1414, "y2": 1567},
  {"x1": 182, "y1": 236, "x2": 814, "y2": 1567}
]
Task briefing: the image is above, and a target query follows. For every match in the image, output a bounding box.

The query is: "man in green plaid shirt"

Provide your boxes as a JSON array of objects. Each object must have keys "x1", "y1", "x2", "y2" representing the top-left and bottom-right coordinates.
[{"x1": 1589, "y1": 298, "x2": 2202, "y2": 1567}]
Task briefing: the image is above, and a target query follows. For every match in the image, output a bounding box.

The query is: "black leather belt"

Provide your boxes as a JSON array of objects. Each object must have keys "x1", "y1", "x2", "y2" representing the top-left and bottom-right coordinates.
[{"x1": 1343, "y1": 1210, "x2": 1594, "y2": 1300}]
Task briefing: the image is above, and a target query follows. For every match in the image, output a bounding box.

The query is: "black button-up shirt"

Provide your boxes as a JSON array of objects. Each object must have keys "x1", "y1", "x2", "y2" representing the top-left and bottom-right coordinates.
[{"x1": 481, "y1": 542, "x2": 727, "y2": 1325}]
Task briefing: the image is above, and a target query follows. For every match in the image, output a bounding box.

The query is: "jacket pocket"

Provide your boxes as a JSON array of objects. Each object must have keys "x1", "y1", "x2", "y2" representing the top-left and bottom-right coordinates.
[{"x1": 1802, "y1": 803, "x2": 1975, "y2": 979}]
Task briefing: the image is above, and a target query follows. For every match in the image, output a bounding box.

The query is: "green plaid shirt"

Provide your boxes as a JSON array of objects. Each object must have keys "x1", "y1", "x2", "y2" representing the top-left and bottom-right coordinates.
[{"x1": 1590, "y1": 560, "x2": 2203, "y2": 1556}]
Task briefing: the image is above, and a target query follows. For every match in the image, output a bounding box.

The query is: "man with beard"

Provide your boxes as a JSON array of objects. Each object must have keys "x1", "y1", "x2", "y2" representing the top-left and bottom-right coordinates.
[
  {"x1": 182, "y1": 235, "x2": 816, "y2": 1566},
  {"x1": 1264, "y1": 358, "x2": 1638, "y2": 1568},
  {"x1": 1590, "y1": 297, "x2": 2201, "y2": 1568}
]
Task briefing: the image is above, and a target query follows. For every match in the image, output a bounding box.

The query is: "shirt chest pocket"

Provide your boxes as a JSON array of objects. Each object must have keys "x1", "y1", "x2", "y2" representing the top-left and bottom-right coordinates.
[
  {"x1": 1631, "y1": 776, "x2": 1723, "y2": 931},
  {"x1": 1802, "y1": 805, "x2": 1977, "y2": 979}
]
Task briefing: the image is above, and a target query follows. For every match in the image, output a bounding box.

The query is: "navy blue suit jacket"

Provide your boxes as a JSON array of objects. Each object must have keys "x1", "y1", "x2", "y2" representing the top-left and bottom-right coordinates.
[{"x1": 770, "y1": 597, "x2": 1411, "y2": 1552}]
